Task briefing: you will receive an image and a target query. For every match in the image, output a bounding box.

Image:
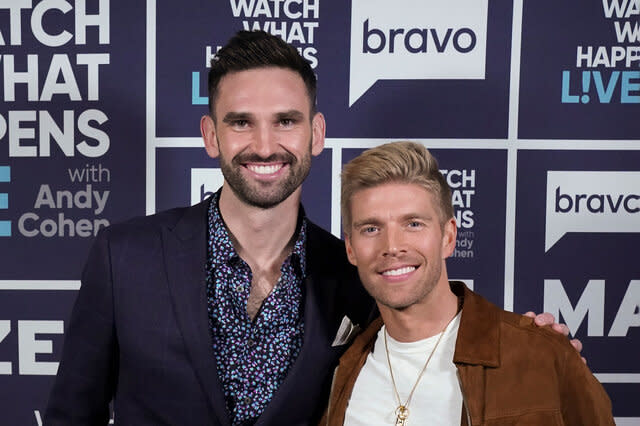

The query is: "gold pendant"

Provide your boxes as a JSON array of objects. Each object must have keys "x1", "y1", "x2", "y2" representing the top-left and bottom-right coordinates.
[{"x1": 395, "y1": 405, "x2": 409, "y2": 425}]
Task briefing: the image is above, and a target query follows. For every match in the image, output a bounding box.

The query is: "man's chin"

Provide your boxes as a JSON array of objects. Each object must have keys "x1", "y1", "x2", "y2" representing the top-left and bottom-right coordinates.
[
  {"x1": 222, "y1": 163, "x2": 308, "y2": 209},
  {"x1": 235, "y1": 188, "x2": 295, "y2": 209},
  {"x1": 375, "y1": 294, "x2": 416, "y2": 311}
]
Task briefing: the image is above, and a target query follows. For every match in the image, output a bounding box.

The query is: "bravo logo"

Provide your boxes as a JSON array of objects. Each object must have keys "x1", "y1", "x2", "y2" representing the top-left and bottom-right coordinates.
[
  {"x1": 349, "y1": 0, "x2": 488, "y2": 106},
  {"x1": 545, "y1": 171, "x2": 640, "y2": 251},
  {"x1": 190, "y1": 168, "x2": 224, "y2": 205}
]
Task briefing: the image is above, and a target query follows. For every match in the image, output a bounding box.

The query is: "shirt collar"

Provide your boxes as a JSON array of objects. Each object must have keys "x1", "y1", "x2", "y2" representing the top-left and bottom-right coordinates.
[{"x1": 207, "y1": 191, "x2": 308, "y2": 276}]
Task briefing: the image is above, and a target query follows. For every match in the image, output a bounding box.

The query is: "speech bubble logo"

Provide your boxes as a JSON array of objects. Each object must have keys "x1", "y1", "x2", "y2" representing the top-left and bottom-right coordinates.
[
  {"x1": 545, "y1": 171, "x2": 640, "y2": 251},
  {"x1": 349, "y1": 0, "x2": 488, "y2": 106},
  {"x1": 191, "y1": 168, "x2": 224, "y2": 205}
]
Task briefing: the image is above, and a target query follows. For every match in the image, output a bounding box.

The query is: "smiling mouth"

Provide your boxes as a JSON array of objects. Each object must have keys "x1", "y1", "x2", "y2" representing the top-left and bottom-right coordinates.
[
  {"x1": 381, "y1": 266, "x2": 417, "y2": 276},
  {"x1": 245, "y1": 163, "x2": 285, "y2": 175}
]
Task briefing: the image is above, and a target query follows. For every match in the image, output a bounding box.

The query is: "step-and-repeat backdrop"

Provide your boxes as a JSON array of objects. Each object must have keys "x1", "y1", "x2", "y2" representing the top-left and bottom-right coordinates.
[{"x1": 1, "y1": 0, "x2": 638, "y2": 424}]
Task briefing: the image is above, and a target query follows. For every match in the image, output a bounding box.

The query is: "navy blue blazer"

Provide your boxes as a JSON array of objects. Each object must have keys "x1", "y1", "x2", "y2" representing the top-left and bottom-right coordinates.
[{"x1": 45, "y1": 199, "x2": 376, "y2": 425}]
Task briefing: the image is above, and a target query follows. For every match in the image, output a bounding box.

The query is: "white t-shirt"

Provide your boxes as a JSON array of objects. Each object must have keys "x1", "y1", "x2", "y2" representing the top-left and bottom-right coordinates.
[{"x1": 344, "y1": 312, "x2": 462, "y2": 426}]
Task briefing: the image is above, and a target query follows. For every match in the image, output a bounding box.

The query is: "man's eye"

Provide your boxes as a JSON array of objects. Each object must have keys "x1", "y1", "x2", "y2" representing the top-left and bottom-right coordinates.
[
  {"x1": 362, "y1": 226, "x2": 378, "y2": 234},
  {"x1": 233, "y1": 120, "x2": 248, "y2": 128},
  {"x1": 408, "y1": 221, "x2": 423, "y2": 228},
  {"x1": 279, "y1": 118, "x2": 295, "y2": 126}
]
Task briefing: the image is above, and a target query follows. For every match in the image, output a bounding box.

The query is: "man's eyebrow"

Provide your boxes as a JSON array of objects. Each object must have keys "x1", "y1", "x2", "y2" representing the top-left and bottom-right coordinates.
[
  {"x1": 275, "y1": 110, "x2": 305, "y2": 120},
  {"x1": 222, "y1": 112, "x2": 253, "y2": 123},
  {"x1": 352, "y1": 218, "x2": 382, "y2": 229},
  {"x1": 401, "y1": 212, "x2": 435, "y2": 222},
  {"x1": 351, "y1": 213, "x2": 435, "y2": 229}
]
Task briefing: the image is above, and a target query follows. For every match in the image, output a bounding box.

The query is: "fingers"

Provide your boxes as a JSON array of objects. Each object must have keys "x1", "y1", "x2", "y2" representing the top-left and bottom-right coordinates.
[
  {"x1": 570, "y1": 338, "x2": 583, "y2": 353},
  {"x1": 552, "y1": 322, "x2": 570, "y2": 337},
  {"x1": 533, "y1": 312, "x2": 556, "y2": 326},
  {"x1": 523, "y1": 311, "x2": 536, "y2": 318}
]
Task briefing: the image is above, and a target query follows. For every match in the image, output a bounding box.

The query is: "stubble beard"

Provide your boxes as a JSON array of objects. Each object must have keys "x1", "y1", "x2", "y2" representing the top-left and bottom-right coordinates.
[
  {"x1": 218, "y1": 139, "x2": 313, "y2": 209},
  {"x1": 369, "y1": 259, "x2": 442, "y2": 311}
]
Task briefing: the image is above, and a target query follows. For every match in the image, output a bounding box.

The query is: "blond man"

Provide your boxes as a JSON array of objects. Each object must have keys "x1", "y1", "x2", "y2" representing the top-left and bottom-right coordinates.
[{"x1": 323, "y1": 142, "x2": 613, "y2": 425}]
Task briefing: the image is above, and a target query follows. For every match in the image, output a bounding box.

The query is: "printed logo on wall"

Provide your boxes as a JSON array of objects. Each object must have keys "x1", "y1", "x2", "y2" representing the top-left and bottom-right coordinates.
[
  {"x1": 342, "y1": 147, "x2": 508, "y2": 307},
  {"x1": 191, "y1": 168, "x2": 224, "y2": 205},
  {"x1": 519, "y1": 0, "x2": 640, "y2": 139},
  {"x1": 0, "y1": 290, "x2": 77, "y2": 424},
  {"x1": 349, "y1": 0, "x2": 488, "y2": 106},
  {"x1": 0, "y1": 2, "x2": 147, "y2": 424},
  {"x1": 514, "y1": 150, "x2": 640, "y2": 419},
  {"x1": 545, "y1": 171, "x2": 640, "y2": 251},
  {"x1": 156, "y1": 0, "x2": 321, "y2": 138},
  {"x1": 156, "y1": 0, "x2": 513, "y2": 139},
  {"x1": 0, "y1": 0, "x2": 147, "y2": 278}
]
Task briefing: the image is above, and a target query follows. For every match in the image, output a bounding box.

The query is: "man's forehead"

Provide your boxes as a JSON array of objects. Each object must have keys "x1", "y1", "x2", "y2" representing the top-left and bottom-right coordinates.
[
  {"x1": 214, "y1": 67, "x2": 313, "y2": 115},
  {"x1": 217, "y1": 66, "x2": 306, "y2": 90},
  {"x1": 352, "y1": 182, "x2": 434, "y2": 199},
  {"x1": 350, "y1": 183, "x2": 438, "y2": 215}
]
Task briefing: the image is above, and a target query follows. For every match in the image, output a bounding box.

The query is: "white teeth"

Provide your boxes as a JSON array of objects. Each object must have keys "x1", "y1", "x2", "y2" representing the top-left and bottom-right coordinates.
[
  {"x1": 247, "y1": 164, "x2": 283, "y2": 175},
  {"x1": 382, "y1": 266, "x2": 416, "y2": 276}
]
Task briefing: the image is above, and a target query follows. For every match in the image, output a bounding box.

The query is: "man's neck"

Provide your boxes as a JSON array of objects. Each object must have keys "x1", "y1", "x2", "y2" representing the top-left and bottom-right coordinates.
[
  {"x1": 380, "y1": 279, "x2": 459, "y2": 343},
  {"x1": 218, "y1": 185, "x2": 301, "y2": 272}
]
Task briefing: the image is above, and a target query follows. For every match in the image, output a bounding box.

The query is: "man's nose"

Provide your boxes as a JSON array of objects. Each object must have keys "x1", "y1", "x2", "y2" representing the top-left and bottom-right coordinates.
[
  {"x1": 383, "y1": 226, "x2": 405, "y2": 257},
  {"x1": 252, "y1": 123, "x2": 277, "y2": 158}
]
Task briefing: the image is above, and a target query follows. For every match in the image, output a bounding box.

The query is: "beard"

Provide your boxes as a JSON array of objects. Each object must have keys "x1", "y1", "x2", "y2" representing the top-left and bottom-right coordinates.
[
  {"x1": 218, "y1": 141, "x2": 312, "y2": 209},
  {"x1": 364, "y1": 259, "x2": 442, "y2": 311}
]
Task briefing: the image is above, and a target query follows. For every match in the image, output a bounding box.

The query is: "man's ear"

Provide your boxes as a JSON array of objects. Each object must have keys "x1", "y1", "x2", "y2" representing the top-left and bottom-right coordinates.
[
  {"x1": 201, "y1": 115, "x2": 219, "y2": 159},
  {"x1": 345, "y1": 234, "x2": 358, "y2": 266},
  {"x1": 311, "y1": 112, "x2": 326, "y2": 156},
  {"x1": 441, "y1": 217, "x2": 457, "y2": 259}
]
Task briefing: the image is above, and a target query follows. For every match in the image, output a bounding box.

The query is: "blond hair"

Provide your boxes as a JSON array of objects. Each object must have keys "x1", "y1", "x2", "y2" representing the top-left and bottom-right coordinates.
[{"x1": 341, "y1": 141, "x2": 453, "y2": 235}]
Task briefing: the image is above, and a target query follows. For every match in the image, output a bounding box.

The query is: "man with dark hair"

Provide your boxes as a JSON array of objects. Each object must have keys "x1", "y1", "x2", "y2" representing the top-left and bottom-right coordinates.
[
  {"x1": 45, "y1": 29, "x2": 374, "y2": 426},
  {"x1": 207, "y1": 30, "x2": 318, "y2": 116},
  {"x1": 45, "y1": 31, "x2": 575, "y2": 425},
  {"x1": 323, "y1": 142, "x2": 613, "y2": 425}
]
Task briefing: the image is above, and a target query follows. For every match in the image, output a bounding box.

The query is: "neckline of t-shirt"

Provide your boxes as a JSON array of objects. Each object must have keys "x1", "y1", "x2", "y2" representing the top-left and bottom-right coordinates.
[{"x1": 382, "y1": 311, "x2": 461, "y2": 354}]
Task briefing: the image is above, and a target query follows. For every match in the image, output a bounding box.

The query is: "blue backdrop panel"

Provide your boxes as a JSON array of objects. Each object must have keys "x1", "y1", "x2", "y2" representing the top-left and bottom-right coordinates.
[
  {"x1": 606, "y1": 384, "x2": 640, "y2": 418},
  {"x1": 514, "y1": 149, "x2": 640, "y2": 417},
  {"x1": 156, "y1": 0, "x2": 513, "y2": 139},
  {"x1": 0, "y1": 0, "x2": 637, "y2": 422},
  {"x1": 0, "y1": 290, "x2": 76, "y2": 425},
  {"x1": 0, "y1": 1, "x2": 147, "y2": 278},
  {"x1": 519, "y1": 0, "x2": 640, "y2": 139}
]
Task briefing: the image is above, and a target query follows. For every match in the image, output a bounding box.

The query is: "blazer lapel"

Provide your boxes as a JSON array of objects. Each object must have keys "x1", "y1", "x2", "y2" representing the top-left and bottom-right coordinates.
[
  {"x1": 257, "y1": 273, "x2": 339, "y2": 425},
  {"x1": 162, "y1": 200, "x2": 230, "y2": 426},
  {"x1": 258, "y1": 222, "x2": 359, "y2": 424}
]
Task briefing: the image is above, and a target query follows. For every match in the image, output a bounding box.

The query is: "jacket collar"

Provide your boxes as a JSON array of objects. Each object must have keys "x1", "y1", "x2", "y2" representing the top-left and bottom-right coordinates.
[
  {"x1": 324, "y1": 282, "x2": 499, "y2": 425},
  {"x1": 451, "y1": 281, "x2": 500, "y2": 367},
  {"x1": 162, "y1": 199, "x2": 368, "y2": 425},
  {"x1": 162, "y1": 198, "x2": 230, "y2": 426},
  {"x1": 207, "y1": 190, "x2": 309, "y2": 276},
  {"x1": 338, "y1": 281, "x2": 502, "y2": 368}
]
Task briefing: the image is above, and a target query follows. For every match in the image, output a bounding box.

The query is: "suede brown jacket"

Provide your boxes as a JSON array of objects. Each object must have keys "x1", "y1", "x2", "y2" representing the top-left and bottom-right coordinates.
[{"x1": 322, "y1": 282, "x2": 614, "y2": 426}]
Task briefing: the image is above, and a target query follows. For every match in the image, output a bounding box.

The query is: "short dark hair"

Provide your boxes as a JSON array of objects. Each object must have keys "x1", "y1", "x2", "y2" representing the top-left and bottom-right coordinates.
[{"x1": 207, "y1": 30, "x2": 317, "y2": 118}]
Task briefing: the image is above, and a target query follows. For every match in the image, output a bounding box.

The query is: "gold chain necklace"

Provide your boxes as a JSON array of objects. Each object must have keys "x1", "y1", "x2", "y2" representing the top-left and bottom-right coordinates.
[{"x1": 383, "y1": 318, "x2": 454, "y2": 426}]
